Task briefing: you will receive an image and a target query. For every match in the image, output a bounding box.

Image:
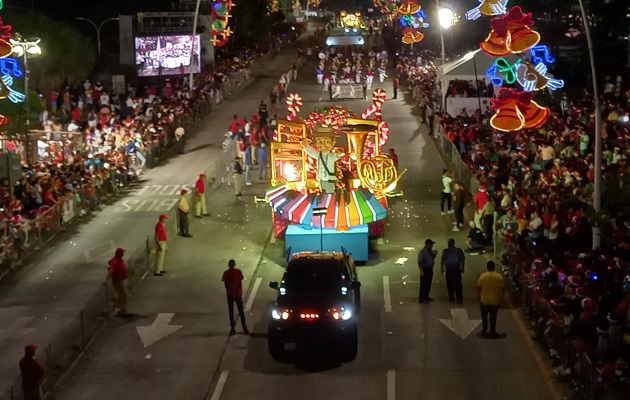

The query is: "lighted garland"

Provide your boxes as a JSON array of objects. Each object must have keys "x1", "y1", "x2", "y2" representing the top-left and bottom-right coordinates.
[
  {"x1": 211, "y1": 0, "x2": 234, "y2": 47},
  {"x1": 309, "y1": 0, "x2": 321, "y2": 7}
]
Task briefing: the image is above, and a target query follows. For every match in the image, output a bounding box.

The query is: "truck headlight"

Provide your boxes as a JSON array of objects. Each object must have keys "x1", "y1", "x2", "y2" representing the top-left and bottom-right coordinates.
[
  {"x1": 272, "y1": 309, "x2": 281, "y2": 320},
  {"x1": 341, "y1": 308, "x2": 352, "y2": 320},
  {"x1": 331, "y1": 307, "x2": 352, "y2": 320}
]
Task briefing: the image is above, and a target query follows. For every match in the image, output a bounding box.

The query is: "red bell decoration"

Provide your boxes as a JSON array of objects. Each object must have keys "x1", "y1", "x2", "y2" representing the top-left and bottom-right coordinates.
[
  {"x1": 481, "y1": 31, "x2": 510, "y2": 57},
  {"x1": 520, "y1": 101, "x2": 549, "y2": 129},
  {"x1": 490, "y1": 88, "x2": 549, "y2": 132},
  {"x1": 480, "y1": 6, "x2": 540, "y2": 57},
  {"x1": 507, "y1": 26, "x2": 540, "y2": 54},
  {"x1": 490, "y1": 99, "x2": 524, "y2": 132}
]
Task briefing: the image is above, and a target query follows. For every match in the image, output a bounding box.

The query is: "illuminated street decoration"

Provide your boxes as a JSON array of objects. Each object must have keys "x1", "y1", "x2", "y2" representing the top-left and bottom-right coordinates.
[
  {"x1": 480, "y1": 6, "x2": 540, "y2": 57},
  {"x1": 309, "y1": 0, "x2": 321, "y2": 7},
  {"x1": 515, "y1": 62, "x2": 564, "y2": 91},
  {"x1": 0, "y1": 74, "x2": 25, "y2": 103},
  {"x1": 397, "y1": 1, "x2": 426, "y2": 44},
  {"x1": 530, "y1": 44, "x2": 555, "y2": 64},
  {"x1": 211, "y1": 0, "x2": 234, "y2": 47},
  {"x1": 0, "y1": 17, "x2": 13, "y2": 59},
  {"x1": 490, "y1": 87, "x2": 549, "y2": 132},
  {"x1": 466, "y1": 0, "x2": 508, "y2": 21},
  {"x1": 0, "y1": 57, "x2": 23, "y2": 76}
]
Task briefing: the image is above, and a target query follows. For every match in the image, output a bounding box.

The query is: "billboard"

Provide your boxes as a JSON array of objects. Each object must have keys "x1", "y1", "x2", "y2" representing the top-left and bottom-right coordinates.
[{"x1": 135, "y1": 35, "x2": 201, "y2": 77}]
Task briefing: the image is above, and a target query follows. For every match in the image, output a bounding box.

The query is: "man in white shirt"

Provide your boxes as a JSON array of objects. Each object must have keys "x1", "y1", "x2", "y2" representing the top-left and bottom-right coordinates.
[
  {"x1": 540, "y1": 142, "x2": 555, "y2": 170},
  {"x1": 441, "y1": 169, "x2": 454, "y2": 215},
  {"x1": 301, "y1": 130, "x2": 339, "y2": 193},
  {"x1": 528, "y1": 210, "x2": 543, "y2": 240}
]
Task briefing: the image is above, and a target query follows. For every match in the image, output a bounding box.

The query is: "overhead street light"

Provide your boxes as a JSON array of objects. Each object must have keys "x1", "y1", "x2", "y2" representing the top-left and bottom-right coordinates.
[
  {"x1": 438, "y1": 7, "x2": 455, "y2": 29},
  {"x1": 76, "y1": 17, "x2": 120, "y2": 59},
  {"x1": 10, "y1": 33, "x2": 42, "y2": 164}
]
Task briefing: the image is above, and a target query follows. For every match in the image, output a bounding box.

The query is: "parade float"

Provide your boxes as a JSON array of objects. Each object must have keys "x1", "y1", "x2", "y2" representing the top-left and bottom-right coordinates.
[{"x1": 261, "y1": 90, "x2": 404, "y2": 261}]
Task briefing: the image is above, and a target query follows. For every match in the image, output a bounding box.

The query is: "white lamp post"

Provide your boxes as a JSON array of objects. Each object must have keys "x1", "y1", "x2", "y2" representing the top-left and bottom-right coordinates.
[
  {"x1": 577, "y1": 0, "x2": 602, "y2": 250},
  {"x1": 436, "y1": 2, "x2": 454, "y2": 66},
  {"x1": 10, "y1": 34, "x2": 42, "y2": 164}
]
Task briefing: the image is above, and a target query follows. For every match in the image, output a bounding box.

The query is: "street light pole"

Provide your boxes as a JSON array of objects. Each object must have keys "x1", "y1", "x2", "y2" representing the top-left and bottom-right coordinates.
[
  {"x1": 436, "y1": 0, "x2": 446, "y2": 66},
  {"x1": 76, "y1": 17, "x2": 120, "y2": 59},
  {"x1": 23, "y1": 53, "x2": 29, "y2": 163},
  {"x1": 188, "y1": 0, "x2": 202, "y2": 91},
  {"x1": 577, "y1": 0, "x2": 602, "y2": 250}
]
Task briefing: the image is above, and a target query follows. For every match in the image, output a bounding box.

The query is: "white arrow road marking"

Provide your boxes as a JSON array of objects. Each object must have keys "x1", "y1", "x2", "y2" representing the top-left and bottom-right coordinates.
[
  {"x1": 387, "y1": 369, "x2": 396, "y2": 400},
  {"x1": 402, "y1": 247, "x2": 416, "y2": 252},
  {"x1": 439, "y1": 308, "x2": 481, "y2": 339},
  {"x1": 383, "y1": 276, "x2": 392, "y2": 313},
  {"x1": 0, "y1": 316, "x2": 35, "y2": 339},
  {"x1": 394, "y1": 257, "x2": 408, "y2": 265},
  {"x1": 136, "y1": 313, "x2": 183, "y2": 348},
  {"x1": 210, "y1": 370, "x2": 229, "y2": 400},
  {"x1": 244, "y1": 277, "x2": 262, "y2": 312},
  {"x1": 84, "y1": 240, "x2": 116, "y2": 263}
]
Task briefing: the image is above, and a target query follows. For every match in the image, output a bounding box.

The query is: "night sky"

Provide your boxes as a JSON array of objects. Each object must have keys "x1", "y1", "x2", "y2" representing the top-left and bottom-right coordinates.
[{"x1": 5, "y1": 0, "x2": 177, "y2": 21}]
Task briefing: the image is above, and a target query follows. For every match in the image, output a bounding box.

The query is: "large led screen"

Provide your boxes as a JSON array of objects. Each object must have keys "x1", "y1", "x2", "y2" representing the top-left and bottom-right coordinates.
[{"x1": 135, "y1": 35, "x2": 201, "y2": 77}]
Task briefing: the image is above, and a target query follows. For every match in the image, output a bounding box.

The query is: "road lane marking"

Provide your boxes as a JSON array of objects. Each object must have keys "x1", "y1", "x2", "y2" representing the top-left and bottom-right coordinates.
[
  {"x1": 0, "y1": 316, "x2": 35, "y2": 339},
  {"x1": 383, "y1": 276, "x2": 392, "y2": 313},
  {"x1": 245, "y1": 277, "x2": 262, "y2": 312},
  {"x1": 84, "y1": 240, "x2": 116, "y2": 263},
  {"x1": 387, "y1": 369, "x2": 396, "y2": 400},
  {"x1": 210, "y1": 370, "x2": 229, "y2": 400}
]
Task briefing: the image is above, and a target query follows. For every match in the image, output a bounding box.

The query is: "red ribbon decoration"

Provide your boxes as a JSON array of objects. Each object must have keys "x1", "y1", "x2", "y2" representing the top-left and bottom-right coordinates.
[
  {"x1": 491, "y1": 87, "x2": 533, "y2": 110},
  {"x1": 490, "y1": 6, "x2": 535, "y2": 35}
]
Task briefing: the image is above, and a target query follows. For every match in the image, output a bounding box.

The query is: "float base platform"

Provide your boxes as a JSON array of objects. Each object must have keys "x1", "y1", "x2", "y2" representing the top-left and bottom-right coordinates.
[{"x1": 285, "y1": 224, "x2": 369, "y2": 261}]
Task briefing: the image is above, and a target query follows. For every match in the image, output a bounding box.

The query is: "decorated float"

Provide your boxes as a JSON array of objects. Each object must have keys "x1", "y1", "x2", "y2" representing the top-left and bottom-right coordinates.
[{"x1": 260, "y1": 90, "x2": 405, "y2": 261}]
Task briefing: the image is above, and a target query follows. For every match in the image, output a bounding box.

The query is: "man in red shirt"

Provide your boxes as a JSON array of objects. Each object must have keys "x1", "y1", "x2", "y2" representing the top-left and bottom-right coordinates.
[
  {"x1": 222, "y1": 259, "x2": 249, "y2": 336},
  {"x1": 194, "y1": 173, "x2": 209, "y2": 218},
  {"x1": 105, "y1": 248, "x2": 132, "y2": 317},
  {"x1": 393, "y1": 76, "x2": 399, "y2": 99},
  {"x1": 154, "y1": 215, "x2": 168, "y2": 276},
  {"x1": 473, "y1": 184, "x2": 489, "y2": 229},
  {"x1": 19, "y1": 344, "x2": 45, "y2": 400}
]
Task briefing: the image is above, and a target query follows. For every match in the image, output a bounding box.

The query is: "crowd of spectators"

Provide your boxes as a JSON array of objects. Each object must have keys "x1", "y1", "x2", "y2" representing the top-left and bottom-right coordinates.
[
  {"x1": 401, "y1": 48, "x2": 630, "y2": 396},
  {"x1": 0, "y1": 24, "x2": 305, "y2": 267}
]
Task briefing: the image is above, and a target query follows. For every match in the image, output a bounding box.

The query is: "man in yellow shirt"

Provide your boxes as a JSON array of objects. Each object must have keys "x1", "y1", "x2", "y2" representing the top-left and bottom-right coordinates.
[
  {"x1": 477, "y1": 261, "x2": 506, "y2": 338},
  {"x1": 178, "y1": 189, "x2": 192, "y2": 237}
]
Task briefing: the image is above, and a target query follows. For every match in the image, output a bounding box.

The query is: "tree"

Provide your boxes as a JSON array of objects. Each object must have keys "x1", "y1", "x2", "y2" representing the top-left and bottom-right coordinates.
[{"x1": 2, "y1": 11, "x2": 96, "y2": 93}]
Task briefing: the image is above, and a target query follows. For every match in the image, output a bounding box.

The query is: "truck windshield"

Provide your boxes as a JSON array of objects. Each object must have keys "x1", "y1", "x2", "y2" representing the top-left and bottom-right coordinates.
[{"x1": 284, "y1": 260, "x2": 342, "y2": 293}]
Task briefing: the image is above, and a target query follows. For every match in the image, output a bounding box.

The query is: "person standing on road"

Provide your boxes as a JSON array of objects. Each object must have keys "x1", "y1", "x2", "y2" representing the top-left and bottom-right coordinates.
[
  {"x1": 233, "y1": 156, "x2": 244, "y2": 196},
  {"x1": 178, "y1": 189, "x2": 192, "y2": 237},
  {"x1": 477, "y1": 261, "x2": 506, "y2": 338},
  {"x1": 452, "y1": 182, "x2": 465, "y2": 231},
  {"x1": 393, "y1": 75, "x2": 399, "y2": 99},
  {"x1": 154, "y1": 214, "x2": 168, "y2": 276},
  {"x1": 19, "y1": 344, "x2": 45, "y2": 400},
  {"x1": 441, "y1": 238, "x2": 466, "y2": 304},
  {"x1": 194, "y1": 173, "x2": 209, "y2": 218},
  {"x1": 244, "y1": 145, "x2": 253, "y2": 186},
  {"x1": 441, "y1": 169, "x2": 454, "y2": 215},
  {"x1": 258, "y1": 143, "x2": 268, "y2": 181},
  {"x1": 258, "y1": 100, "x2": 268, "y2": 126},
  {"x1": 174, "y1": 126, "x2": 185, "y2": 154},
  {"x1": 222, "y1": 259, "x2": 249, "y2": 336},
  {"x1": 418, "y1": 239, "x2": 437, "y2": 304},
  {"x1": 105, "y1": 248, "x2": 132, "y2": 317}
]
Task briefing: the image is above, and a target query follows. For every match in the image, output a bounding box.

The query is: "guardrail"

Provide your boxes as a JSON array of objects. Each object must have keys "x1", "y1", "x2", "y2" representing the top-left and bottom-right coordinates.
[
  {"x1": 434, "y1": 122, "x2": 480, "y2": 195},
  {"x1": 431, "y1": 115, "x2": 608, "y2": 400}
]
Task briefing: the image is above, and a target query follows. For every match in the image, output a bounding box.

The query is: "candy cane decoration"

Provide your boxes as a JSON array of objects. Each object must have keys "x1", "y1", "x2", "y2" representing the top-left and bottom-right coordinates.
[
  {"x1": 361, "y1": 88, "x2": 387, "y2": 119},
  {"x1": 322, "y1": 115, "x2": 340, "y2": 132},
  {"x1": 285, "y1": 93, "x2": 303, "y2": 121}
]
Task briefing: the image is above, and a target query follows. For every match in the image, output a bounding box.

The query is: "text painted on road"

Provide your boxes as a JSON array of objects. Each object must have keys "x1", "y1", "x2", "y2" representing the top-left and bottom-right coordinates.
[{"x1": 114, "y1": 184, "x2": 193, "y2": 212}]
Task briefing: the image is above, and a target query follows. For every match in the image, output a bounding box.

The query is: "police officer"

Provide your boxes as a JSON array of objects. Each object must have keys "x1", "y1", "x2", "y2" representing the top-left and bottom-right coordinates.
[{"x1": 441, "y1": 238, "x2": 466, "y2": 304}]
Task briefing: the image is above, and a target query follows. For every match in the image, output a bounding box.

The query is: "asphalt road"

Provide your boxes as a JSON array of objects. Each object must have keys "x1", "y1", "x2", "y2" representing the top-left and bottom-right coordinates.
[{"x1": 5, "y1": 30, "x2": 560, "y2": 400}]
